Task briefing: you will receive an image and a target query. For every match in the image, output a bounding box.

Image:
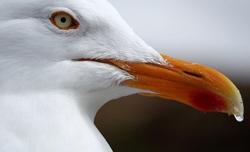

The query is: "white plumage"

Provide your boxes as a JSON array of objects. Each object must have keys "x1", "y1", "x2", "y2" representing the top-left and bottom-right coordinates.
[
  {"x1": 0, "y1": 0, "x2": 165, "y2": 151},
  {"x1": 0, "y1": 0, "x2": 244, "y2": 152}
]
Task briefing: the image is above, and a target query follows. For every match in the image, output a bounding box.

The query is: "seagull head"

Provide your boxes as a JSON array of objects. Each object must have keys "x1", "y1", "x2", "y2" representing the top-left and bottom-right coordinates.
[{"x1": 0, "y1": 0, "x2": 243, "y2": 120}]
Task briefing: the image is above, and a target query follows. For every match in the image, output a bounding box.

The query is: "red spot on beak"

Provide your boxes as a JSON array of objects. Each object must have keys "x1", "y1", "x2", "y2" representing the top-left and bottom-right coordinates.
[{"x1": 190, "y1": 89, "x2": 227, "y2": 112}]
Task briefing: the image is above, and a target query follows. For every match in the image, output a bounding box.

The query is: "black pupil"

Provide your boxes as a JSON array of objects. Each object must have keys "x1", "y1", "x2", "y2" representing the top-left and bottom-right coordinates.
[{"x1": 61, "y1": 17, "x2": 67, "y2": 23}]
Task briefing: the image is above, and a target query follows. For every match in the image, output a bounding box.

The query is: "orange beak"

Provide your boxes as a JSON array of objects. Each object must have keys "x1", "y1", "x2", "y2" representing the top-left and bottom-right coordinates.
[{"x1": 76, "y1": 53, "x2": 244, "y2": 121}]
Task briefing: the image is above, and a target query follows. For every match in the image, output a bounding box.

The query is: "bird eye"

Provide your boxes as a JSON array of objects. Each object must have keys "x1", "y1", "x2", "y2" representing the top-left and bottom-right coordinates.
[{"x1": 50, "y1": 11, "x2": 79, "y2": 30}]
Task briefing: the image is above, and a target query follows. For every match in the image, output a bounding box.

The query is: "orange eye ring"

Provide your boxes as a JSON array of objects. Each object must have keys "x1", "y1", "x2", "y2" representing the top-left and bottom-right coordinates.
[{"x1": 50, "y1": 11, "x2": 79, "y2": 30}]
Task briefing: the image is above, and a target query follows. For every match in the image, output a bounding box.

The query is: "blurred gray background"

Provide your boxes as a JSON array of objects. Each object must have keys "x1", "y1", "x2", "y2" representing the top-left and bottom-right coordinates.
[{"x1": 95, "y1": 0, "x2": 250, "y2": 151}]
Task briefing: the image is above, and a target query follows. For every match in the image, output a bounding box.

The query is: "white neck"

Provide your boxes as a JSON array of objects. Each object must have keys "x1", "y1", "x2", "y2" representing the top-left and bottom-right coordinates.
[
  {"x1": 0, "y1": 90, "x2": 112, "y2": 152},
  {"x1": 0, "y1": 87, "x2": 139, "y2": 152}
]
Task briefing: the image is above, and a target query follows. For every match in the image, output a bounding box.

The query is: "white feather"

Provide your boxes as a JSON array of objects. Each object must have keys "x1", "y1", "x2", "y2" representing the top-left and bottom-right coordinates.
[{"x1": 0, "y1": 0, "x2": 165, "y2": 151}]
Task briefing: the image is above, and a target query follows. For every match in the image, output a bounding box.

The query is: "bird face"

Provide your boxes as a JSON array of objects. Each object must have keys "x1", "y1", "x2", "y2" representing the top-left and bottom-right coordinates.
[
  {"x1": 0, "y1": 0, "x2": 243, "y2": 120},
  {"x1": 0, "y1": 0, "x2": 163, "y2": 90}
]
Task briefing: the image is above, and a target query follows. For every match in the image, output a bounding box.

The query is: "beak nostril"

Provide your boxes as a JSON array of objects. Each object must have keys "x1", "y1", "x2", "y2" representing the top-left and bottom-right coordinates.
[{"x1": 183, "y1": 71, "x2": 202, "y2": 78}]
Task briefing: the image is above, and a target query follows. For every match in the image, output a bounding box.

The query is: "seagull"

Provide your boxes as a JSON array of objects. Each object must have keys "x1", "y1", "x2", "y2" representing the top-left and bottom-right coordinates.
[{"x1": 0, "y1": 0, "x2": 244, "y2": 151}]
